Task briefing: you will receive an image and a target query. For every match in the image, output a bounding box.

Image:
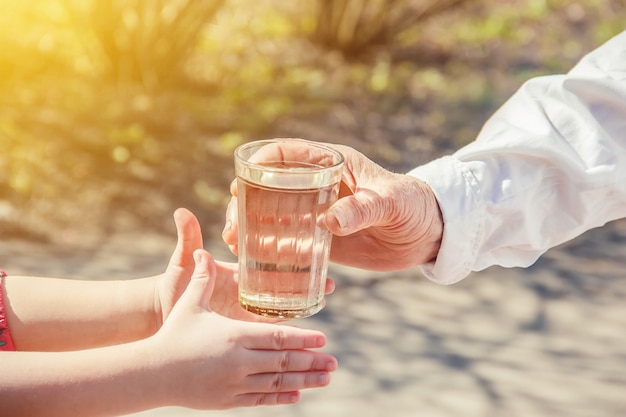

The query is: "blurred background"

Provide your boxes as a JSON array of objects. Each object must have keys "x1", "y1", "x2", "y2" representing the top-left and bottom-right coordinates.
[
  {"x1": 1, "y1": 1, "x2": 626, "y2": 416},
  {"x1": 2, "y1": 0, "x2": 625, "y2": 244}
]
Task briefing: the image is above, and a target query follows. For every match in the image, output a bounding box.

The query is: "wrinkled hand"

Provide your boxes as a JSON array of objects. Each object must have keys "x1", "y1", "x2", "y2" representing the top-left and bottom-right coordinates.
[
  {"x1": 223, "y1": 141, "x2": 443, "y2": 272},
  {"x1": 156, "y1": 208, "x2": 335, "y2": 325},
  {"x1": 151, "y1": 249, "x2": 337, "y2": 410}
]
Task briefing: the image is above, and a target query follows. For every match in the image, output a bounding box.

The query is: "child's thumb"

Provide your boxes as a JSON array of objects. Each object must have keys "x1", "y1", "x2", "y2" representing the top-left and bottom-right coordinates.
[
  {"x1": 180, "y1": 249, "x2": 217, "y2": 310},
  {"x1": 167, "y1": 208, "x2": 203, "y2": 271}
]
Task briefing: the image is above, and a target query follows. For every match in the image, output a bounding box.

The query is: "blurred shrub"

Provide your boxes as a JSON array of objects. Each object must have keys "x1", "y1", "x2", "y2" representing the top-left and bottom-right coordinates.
[
  {"x1": 302, "y1": 0, "x2": 473, "y2": 60},
  {"x1": 60, "y1": 0, "x2": 225, "y2": 89},
  {"x1": 0, "y1": 0, "x2": 232, "y2": 242},
  {"x1": 1, "y1": 0, "x2": 625, "y2": 245}
]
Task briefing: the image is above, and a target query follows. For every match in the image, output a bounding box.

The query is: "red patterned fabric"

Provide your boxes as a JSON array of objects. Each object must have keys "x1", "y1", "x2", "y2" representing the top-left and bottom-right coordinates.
[{"x1": 0, "y1": 269, "x2": 16, "y2": 351}]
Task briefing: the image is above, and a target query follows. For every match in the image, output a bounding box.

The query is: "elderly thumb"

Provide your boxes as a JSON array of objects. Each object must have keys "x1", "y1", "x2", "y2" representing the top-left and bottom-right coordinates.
[{"x1": 325, "y1": 192, "x2": 382, "y2": 236}]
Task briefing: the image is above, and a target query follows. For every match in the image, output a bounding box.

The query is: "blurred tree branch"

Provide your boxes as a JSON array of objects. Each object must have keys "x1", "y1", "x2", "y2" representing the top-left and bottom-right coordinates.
[
  {"x1": 304, "y1": 0, "x2": 475, "y2": 60},
  {"x1": 59, "y1": 0, "x2": 225, "y2": 89}
]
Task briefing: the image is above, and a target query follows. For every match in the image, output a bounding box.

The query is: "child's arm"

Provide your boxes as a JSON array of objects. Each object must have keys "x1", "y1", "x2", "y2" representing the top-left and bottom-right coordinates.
[
  {"x1": 0, "y1": 249, "x2": 337, "y2": 417},
  {"x1": 3, "y1": 207, "x2": 219, "y2": 352},
  {"x1": 3, "y1": 208, "x2": 335, "y2": 352},
  {"x1": 3, "y1": 275, "x2": 158, "y2": 351},
  {"x1": 0, "y1": 208, "x2": 196, "y2": 352}
]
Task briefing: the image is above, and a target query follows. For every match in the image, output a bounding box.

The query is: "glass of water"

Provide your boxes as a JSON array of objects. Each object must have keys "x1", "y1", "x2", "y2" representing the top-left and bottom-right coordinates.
[{"x1": 234, "y1": 138, "x2": 344, "y2": 318}]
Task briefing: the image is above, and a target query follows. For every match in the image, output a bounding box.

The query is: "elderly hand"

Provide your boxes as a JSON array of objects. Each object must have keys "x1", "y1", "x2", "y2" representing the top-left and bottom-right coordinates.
[{"x1": 222, "y1": 140, "x2": 443, "y2": 272}]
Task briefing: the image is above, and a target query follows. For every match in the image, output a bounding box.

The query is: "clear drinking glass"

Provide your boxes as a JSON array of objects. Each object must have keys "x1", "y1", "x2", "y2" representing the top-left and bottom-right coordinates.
[{"x1": 234, "y1": 138, "x2": 344, "y2": 318}]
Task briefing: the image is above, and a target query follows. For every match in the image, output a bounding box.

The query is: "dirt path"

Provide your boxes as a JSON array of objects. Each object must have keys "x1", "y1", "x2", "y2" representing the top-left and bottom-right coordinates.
[{"x1": 2, "y1": 220, "x2": 625, "y2": 417}]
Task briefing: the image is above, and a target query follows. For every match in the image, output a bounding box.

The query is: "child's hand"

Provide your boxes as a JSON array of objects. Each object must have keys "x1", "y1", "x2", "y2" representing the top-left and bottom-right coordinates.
[
  {"x1": 208, "y1": 259, "x2": 336, "y2": 322},
  {"x1": 156, "y1": 208, "x2": 334, "y2": 325},
  {"x1": 150, "y1": 249, "x2": 337, "y2": 409}
]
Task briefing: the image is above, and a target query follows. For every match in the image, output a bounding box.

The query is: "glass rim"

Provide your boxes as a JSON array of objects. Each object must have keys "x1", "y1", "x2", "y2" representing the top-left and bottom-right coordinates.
[{"x1": 234, "y1": 138, "x2": 345, "y2": 174}]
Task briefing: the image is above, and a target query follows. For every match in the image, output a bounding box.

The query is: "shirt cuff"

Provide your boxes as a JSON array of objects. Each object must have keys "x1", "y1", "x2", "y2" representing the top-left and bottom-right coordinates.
[{"x1": 407, "y1": 156, "x2": 483, "y2": 284}]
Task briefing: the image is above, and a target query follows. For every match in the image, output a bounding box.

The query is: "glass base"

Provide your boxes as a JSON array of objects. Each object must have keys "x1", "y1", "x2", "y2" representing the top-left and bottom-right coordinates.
[{"x1": 239, "y1": 299, "x2": 323, "y2": 319}]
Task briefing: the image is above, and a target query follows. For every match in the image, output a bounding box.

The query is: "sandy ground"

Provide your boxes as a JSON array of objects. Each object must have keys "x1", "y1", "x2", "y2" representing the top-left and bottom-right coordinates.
[{"x1": 2, "y1": 219, "x2": 626, "y2": 417}]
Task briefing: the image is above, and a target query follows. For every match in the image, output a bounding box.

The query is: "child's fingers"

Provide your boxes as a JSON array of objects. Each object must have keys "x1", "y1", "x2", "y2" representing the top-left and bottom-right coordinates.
[
  {"x1": 241, "y1": 326, "x2": 327, "y2": 351},
  {"x1": 222, "y1": 198, "x2": 238, "y2": 250},
  {"x1": 232, "y1": 391, "x2": 301, "y2": 408},
  {"x1": 168, "y1": 208, "x2": 203, "y2": 270},
  {"x1": 179, "y1": 249, "x2": 217, "y2": 310},
  {"x1": 249, "y1": 350, "x2": 338, "y2": 375},
  {"x1": 324, "y1": 277, "x2": 335, "y2": 295},
  {"x1": 245, "y1": 370, "x2": 332, "y2": 393}
]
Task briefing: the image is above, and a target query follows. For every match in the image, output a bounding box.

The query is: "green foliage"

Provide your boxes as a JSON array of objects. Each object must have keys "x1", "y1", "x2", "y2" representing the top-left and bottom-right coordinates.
[
  {"x1": 301, "y1": 0, "x2": 474, "y2": 59},
  {"x1": 1, "y1": 0, "x2": 626, "y2": 243},
  {"x1": 58, "y1": 0, "x2": 226, "y2": 88}
]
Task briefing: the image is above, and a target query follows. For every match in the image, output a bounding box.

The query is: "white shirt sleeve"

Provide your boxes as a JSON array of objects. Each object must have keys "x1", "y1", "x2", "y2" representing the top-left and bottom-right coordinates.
[{"x1": 408, "y1": 30, "x2": 626, "y2": 285}]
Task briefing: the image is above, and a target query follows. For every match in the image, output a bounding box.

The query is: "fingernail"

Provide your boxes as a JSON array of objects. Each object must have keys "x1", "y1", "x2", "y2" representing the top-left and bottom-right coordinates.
[{"x1": 330, "y1": 206, "x2": 347, "y2": 230}]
